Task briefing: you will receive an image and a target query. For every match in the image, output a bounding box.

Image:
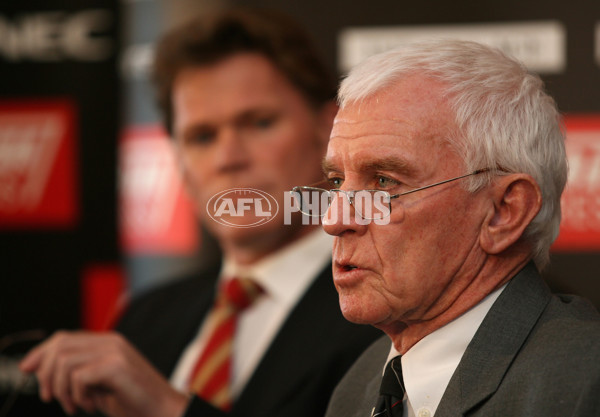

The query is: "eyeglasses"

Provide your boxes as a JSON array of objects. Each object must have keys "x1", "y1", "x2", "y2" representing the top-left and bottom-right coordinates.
[{"x1": 290, "y1": 169, "x2": 490, "y2": 220}]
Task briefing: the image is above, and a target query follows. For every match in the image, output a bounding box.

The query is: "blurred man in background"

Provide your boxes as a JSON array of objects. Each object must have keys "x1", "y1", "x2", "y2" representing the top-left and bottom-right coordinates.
[{"x1": 20, "y1": 7, "x2": 380, "y2": 417}]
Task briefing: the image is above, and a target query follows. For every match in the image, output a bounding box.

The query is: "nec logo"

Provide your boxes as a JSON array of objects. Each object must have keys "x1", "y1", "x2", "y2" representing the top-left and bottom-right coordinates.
[
  {"x1": 206, "y1": 188, "x2": 279, "y2": 228},
  {"x1": 0, "y1": 9, "x2": 113, "y2": 62}
]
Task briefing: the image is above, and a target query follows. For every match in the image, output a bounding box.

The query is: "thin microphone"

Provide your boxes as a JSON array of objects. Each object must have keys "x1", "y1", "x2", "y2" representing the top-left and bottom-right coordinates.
[
  {"x1": 0, "y1": 355, "x2": 38, "y2": 394},
  {"x1": 0, "y1": 329, "x2": 46, "y2": 417}
]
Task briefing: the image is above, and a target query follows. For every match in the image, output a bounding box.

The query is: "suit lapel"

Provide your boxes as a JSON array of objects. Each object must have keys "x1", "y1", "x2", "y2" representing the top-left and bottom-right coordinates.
[
  {"x1": 115, "y1": 264, "x2": 221, "y2": 378},
  {"x1": 233, "y1": 265, "x2": 338, "y2": 412},
  {"x1": 163, "y1": 277, "x2": 217, "y2": 375},
  {"x1": 353, "y1": 337, "x2": 391, "y2": 417},
  {"x1": 149, "y1": 269, "x2": 219, "y2": 376},
  {"x1": 436, "y1": 263, "x2": 551, "y2": 417}
]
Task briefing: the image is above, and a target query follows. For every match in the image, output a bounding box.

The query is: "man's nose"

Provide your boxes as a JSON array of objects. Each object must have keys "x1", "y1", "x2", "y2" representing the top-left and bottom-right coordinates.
[
  {"x1": 213, "y1": 127, "x2": 249, "y2": 172},
  {"x1": 322, "y1": 191, "x2": 367, "y2": 236}
]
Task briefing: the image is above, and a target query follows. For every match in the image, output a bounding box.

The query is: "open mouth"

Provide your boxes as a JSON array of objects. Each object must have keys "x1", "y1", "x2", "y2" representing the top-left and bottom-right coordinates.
[{"x1": 342, "y1": 264, "x2": 358, "y2": 271}]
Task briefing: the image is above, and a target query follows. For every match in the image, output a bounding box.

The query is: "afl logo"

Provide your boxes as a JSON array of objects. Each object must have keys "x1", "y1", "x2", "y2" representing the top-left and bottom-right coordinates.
[{"x1": 206, "y1": 188, "x2": 279, "y2": 228}]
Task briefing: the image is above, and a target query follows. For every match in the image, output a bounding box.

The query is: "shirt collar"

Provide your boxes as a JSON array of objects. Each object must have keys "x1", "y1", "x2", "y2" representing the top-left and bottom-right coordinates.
[
  {"x1": 385, "y1": 284, "x2": 506, "y2": 416},
  {"x1": 220, "y1": 229, "x2": 333, "y2": 305}
]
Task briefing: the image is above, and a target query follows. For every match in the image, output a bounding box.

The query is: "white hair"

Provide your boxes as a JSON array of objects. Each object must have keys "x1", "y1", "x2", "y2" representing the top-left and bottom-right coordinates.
[{"x1": 338, "y1": 39, "x2": 567, "y2": 269}]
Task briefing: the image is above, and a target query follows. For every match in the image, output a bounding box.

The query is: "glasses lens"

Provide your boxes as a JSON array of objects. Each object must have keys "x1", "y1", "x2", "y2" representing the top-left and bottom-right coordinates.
[
  {"x1": 296, "y1": 187, "x2": 330, "y2": 217},
  {"x1": 353, "y1": 190, "x2": 391, "y2": 220}
]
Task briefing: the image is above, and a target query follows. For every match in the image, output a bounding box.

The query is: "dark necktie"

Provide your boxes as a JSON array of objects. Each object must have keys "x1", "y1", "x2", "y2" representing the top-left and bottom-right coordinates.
[{"x1": 372, "y1": 356, "x2": 405, "y2": 417}]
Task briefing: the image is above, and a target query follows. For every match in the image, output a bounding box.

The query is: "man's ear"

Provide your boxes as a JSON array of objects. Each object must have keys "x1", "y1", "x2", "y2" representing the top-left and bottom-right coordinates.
[
  {"x1": 480, "y1": 174, "x2": 542, "y2": 255},
  {"x1": 315, "y1": 101, "x2": 338, "y2": 147}
]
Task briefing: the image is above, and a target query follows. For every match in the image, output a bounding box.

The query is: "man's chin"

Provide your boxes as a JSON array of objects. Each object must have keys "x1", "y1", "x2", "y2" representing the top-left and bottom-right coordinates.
[
  {"x1": 338, "y1": 299, "x2": 374, "y2": 325},
  {"x1": 337, "y1": 293, "x2": 395, "y2": 327}
]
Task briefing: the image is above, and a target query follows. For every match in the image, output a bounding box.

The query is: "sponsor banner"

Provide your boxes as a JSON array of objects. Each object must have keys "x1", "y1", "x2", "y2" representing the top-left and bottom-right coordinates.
[
  {"x1": 339, "y1": 21, "x2": 566, "y2": 74},
  {"x1": 0, "y1": 100, "x2": 78, "y2": 228},
  {"x1": 553, "y1": 115, "x2": 600, "y2": 251},
  {"x1": 119, "y1": 125, "x2": 198, "y2": 254}
]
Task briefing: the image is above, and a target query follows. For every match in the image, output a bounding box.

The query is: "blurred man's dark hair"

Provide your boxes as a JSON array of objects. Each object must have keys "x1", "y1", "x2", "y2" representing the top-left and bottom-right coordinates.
[{"x1": 153, "y1": 7, "x2": 337, "y2": 135}]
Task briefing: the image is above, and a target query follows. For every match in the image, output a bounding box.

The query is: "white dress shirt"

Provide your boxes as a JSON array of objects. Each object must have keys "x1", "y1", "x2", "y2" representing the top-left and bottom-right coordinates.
[
  {"x1": 384, "y1": 285, "x2": 506, "y2": 417},
  {"x1": 170, "y1": 229, "x2": 333, "y2": 397}
]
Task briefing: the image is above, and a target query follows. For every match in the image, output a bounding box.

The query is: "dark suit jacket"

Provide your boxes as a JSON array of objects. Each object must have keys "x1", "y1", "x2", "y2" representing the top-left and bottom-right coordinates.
[
  {"x1": 325, "y1": 263, "x2": 600, "y2": 417},
  {"x1": 116, "y1": 263, "x2": 382, "y2": 417}
]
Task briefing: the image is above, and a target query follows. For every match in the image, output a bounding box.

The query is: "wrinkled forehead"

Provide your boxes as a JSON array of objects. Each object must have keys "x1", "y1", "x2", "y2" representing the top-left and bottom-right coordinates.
[
  {"x1": 330, "y1": 117, "x2": 415, "y2": 140},
  {"x1": 324, "y1": 129, "x2": 420, "y2": 178},
  {"x1": 325, "y1": 86, "x2": 458, "y2": 176}
]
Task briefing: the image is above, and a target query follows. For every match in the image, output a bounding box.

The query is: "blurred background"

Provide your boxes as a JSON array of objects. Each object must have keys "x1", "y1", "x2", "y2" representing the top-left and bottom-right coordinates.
[{"x1": 0, "y1": 0, "x2": 598, "y2": 356}]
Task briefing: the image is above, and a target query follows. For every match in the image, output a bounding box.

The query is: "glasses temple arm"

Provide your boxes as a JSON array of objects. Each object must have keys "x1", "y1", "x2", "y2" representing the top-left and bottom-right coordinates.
[{"x1": 389, "y1": 168, "x2": 491, "y2": 199}]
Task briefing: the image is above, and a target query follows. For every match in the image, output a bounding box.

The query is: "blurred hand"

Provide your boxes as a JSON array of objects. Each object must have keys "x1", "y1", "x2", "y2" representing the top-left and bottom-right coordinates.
[{"x1": 19, "y1": 331, "x2": 189, "y2": 417}]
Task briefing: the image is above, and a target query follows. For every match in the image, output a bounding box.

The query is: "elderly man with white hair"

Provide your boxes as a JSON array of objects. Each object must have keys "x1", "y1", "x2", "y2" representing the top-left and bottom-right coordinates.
[{"x1": 313, "y1": 40, "x2": 600, "y2": 417}]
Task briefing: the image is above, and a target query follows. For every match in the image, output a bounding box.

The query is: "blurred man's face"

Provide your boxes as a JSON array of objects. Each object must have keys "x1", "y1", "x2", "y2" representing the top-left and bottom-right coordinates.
[
  {"x1": 322, "y1": 75, "x2": 488, "y2": 333},
  {"x1": 172, "y1": 53, "x2": 332, "y2": 257}
]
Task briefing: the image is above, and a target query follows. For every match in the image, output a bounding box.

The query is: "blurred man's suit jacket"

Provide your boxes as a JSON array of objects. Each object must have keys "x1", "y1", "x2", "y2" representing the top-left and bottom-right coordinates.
[{"x1": 116, "y1": 263, "x2": 381, "y2": 417}]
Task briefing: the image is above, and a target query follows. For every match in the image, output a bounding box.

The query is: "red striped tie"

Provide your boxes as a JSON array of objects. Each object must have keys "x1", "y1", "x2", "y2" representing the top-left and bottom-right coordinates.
[{"x1": 188, "y1": 277, "x2": 263, "y2": 411}]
